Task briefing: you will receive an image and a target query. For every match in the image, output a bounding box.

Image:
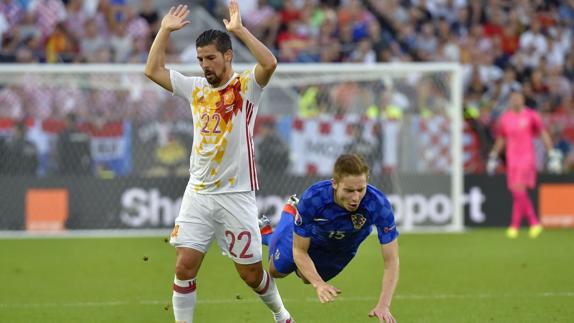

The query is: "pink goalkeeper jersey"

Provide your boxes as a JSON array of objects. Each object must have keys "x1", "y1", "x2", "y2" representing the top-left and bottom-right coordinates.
[
  {"x1": 170, "y1": 66, "x2": 263, "y2": 194},
  {"x1": 497, "y1": 107, "x2": 544, "y2": 169}
]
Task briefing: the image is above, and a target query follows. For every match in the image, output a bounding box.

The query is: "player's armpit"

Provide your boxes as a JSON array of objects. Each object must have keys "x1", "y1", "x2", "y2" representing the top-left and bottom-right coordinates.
[
  {"x1": 254, "y1": 63, "x2": 277, "y2": 88},
  {"x1": 144, "y1": 66, "x2": 173, "y2": 92}
]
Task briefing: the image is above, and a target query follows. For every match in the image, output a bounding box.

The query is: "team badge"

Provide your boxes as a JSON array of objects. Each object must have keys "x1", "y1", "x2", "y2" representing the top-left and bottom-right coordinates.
[
  {"x1": 351, "y1": 214, "x2": 366, "y2": 230},
  {"x1": 223, "y1": 91, "x2": 235, "y2": 105}
]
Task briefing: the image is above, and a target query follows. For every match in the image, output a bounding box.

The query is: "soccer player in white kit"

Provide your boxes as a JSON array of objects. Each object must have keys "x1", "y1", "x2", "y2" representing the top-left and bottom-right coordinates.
[{"x1": 144, "y1": 2, "x2": 294, "y2": 322}]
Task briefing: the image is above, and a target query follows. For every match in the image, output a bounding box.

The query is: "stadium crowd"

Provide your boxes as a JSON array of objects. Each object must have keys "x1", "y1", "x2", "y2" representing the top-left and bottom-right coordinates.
[{"x1": 0, "y1": 0, "x2": 573, "y2": 175}]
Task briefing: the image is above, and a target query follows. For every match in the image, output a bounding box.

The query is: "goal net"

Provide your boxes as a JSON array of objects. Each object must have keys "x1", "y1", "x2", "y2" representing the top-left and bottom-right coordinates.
[
  {"x1": 264, "y1": 64, "x2": 464, "y2": 233},
  {"x1": 0, "y1": 63, "x2": 463, "y2": 233}
]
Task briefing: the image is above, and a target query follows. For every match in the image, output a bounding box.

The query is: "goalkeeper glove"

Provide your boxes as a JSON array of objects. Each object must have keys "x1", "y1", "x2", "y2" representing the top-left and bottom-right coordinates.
[
  {"x1": 486, "y1": 152, "x2": 498, "y2": 175},
  {"x1": 547, "y1": 149, "x2": 563, "y2": 174}
]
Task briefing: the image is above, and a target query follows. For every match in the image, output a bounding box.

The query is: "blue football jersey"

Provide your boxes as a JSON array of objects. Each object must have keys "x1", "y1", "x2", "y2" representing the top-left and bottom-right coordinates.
[{"x1": 293, "y1": 180, "x2": 398, "y2": 258}]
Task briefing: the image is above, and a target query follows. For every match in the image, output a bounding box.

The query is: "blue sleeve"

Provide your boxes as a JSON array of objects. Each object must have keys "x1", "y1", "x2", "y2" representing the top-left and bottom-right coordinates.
[
  {"x1": 293, "y1": 191, "x2": 315, "y2": 238},
  {"x1": 372, "y1": 194, "x2": 399, "y2": 245}
]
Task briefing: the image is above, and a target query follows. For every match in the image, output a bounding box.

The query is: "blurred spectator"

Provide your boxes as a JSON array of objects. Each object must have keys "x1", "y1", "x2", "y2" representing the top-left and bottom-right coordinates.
[
  {"x1": 4, "y1": 121, "x2": 37, "y2": 175},
  {"x1": 139, "y1": 0, "x2": 159, "y2": 41},
  {"x1": 256, "y1": 120, "x2": 289, "y2": 179},
  {"x1": 519, "y1": 19, "x2": 547, "y2": 65},
  {"x1": 349, "y1": 38, "x2": 375, "y2": 63},
  {"x1": 110, "y1": 20, "x2": 132, "y2": 63},
  {"x1": 16, "y1": 11, "x2": 40, "y2": 41},
  {"x1": 45, "y1": 22, "x2": 75, "y2": 63},
  {"x1": 80, "y1": 18, "x2": 107, "y2": 62},
  {"x1": 0, "y1": 0, "x2": 23, "y2": 29},
  {"x1": 124, "y1": 5, "x2": 149, "y2": 42},
  {"x1": 243, "y1": 0, "x2": 279, "y2": 48},
  {"x1": 28, "y1": 0, "x2": 67, "y2": 41},
  {"x1": 127, "y1": 35, "x2": 148, "y2": 63},
  {"x1": 56, "y1": 113, "x2": 91, "y2": 175},
  {"x1": 65, "y1": 0, "x2": 88, "y2": 40},
  {"x1": 0, "y1": 0, "x2": 571, "y2": 176},
  {"x1": 415, "y1": 22, "x2": 438, "y2": 61}
]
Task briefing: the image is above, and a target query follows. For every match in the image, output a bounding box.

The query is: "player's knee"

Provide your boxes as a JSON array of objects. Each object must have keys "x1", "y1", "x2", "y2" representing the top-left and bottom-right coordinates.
[
  {"x1": 175, "y1": 262, "x2": 197, "y2": 280},
  {"x1": 238, "y1": 265, "x2": 263, "y2": 288}
]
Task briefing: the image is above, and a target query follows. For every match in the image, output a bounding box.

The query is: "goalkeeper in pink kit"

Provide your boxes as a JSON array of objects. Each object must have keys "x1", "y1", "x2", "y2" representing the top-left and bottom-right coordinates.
[{"x1": 487, "y1": 89, "x2": 562, "y2": 238}]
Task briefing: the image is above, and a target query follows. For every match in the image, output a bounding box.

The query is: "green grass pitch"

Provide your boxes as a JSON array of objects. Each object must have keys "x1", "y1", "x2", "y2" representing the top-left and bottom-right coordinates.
[{"x1": 1, "y1": 229, "x2": 573, "y2": 322}]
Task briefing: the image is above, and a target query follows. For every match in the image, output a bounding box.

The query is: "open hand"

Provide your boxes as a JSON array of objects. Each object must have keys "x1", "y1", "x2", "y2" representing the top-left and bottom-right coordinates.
[
  {"x1": 369, "y1": 305, "x2": 396, "y2": 323},
  {"x1": 315, "y1": 282, "x2": 341, "y2": 303},
  {"x1": 161, "y1": 4, "x2": 190, "y2": 32},
  {"x1": 223, "y1": 0, "x2": 243, "y2": 34}
]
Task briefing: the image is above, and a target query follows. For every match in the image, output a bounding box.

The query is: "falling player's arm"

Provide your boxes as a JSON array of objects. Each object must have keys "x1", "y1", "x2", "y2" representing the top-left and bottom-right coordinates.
[
  {"x1": 369, "y1": 239, "x2": 399, "y2": 322},
  {"x1": 292, "y1": 233, "x2": 341, "y2": 303},
  {"x1": 223, "y1": 0, "x2": 277, "y2": 87},
  {"x1": 144, "y1": 5, "x2": 191, "y2": 92}
]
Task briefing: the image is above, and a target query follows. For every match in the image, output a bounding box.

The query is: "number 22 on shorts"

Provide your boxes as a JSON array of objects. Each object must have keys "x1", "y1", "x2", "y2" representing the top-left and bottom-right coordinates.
[{"x1": 225, "y1": 230, "x2": 253, "y2": 259}]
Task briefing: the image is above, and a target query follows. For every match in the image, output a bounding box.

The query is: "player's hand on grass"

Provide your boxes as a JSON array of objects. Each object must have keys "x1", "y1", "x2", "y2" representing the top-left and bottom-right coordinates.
[
  {"x1": 161, "y1": 5, "x2": 190, "y2": 32},
  {"x1": 368, "y1": 305, "x2": 396, "y2": 323},
  {"x1": 223, "y1": 0, "x2": 243, "y2": 34},
  {"x1": 315, "y1": 282, "x2": 341, "y2": 303}
]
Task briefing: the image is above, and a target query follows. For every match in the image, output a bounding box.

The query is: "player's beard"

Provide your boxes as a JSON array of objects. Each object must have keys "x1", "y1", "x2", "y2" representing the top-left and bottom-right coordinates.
[{"x1": 205, "y1": 66, "x2": 227, "y2": 87}]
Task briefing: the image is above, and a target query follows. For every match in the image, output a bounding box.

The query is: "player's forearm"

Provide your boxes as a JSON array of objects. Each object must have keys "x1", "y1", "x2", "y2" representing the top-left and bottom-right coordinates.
[
  {"x1": 144, "y1": 28, "x2": 171, "y2": 78},
  {"x1": 293, "y1": 249, "x2": 325, "y2": 288},
  {"x1": 377, "y1": 257, "x2": 399, "y2": 308},
  {"x1": 231, "y1": 26, "x2": 277, "y2": 70}
]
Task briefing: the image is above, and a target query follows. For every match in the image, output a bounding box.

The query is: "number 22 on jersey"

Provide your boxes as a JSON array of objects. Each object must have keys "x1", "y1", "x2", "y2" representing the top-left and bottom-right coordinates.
[{"x1": 201, "y1": 112, "x2": 222, "y2": 135}]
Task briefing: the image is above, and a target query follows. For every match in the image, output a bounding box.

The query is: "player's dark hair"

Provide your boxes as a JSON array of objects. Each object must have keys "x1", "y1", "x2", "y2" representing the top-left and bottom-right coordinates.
[
  {"x1": 196, "y1": 29, "x2": 232, "y2": 54},
  {"x1": 333, "y1": 154, "x2": 369, "y2": 182}
]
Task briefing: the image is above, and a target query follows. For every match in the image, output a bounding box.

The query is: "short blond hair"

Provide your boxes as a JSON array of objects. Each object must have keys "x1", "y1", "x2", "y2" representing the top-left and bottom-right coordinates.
[{"x1": 333, "y1": 154, "x2": 369, "y2": 182}]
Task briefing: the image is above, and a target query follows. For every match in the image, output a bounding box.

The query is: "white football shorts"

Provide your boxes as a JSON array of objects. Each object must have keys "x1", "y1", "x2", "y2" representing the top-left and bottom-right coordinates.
[{"x1": 169, "y1": 185, "x2": 262, "y2": 265}]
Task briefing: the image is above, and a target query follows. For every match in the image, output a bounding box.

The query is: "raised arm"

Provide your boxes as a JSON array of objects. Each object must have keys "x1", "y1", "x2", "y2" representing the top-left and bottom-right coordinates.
[
  {"x1": 292, "y1": 233, "x2": 341, "y2": 303},
  {"x1": 144, "y1": 5, "x2": 190, "y2": 92},
  {"x1": 223, "y1": 0, "x2": 277, "y2": 87},
  {"x1": 369, "y1": 239, "x2": 399, "y2": 323}
]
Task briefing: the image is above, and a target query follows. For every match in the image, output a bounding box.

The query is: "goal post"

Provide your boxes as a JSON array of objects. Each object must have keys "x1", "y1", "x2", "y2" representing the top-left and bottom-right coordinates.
[{"x1": 0, "y1": 63, "x2": 464, "y2": 233}]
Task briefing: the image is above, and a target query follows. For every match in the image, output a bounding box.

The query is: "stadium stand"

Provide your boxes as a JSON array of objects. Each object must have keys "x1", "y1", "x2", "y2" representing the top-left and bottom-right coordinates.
[{"x1": 0, "y1": 0, "x2": 573, "y2": 176}]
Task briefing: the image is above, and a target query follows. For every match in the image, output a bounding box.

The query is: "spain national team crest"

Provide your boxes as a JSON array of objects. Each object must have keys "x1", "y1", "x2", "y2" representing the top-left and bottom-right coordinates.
[
  {"x1": 351, "y1": 214, "x2": 366, "y2": 230},
  {"x1": 223, "y1": 90, "x2": 235, "y2": 105}
]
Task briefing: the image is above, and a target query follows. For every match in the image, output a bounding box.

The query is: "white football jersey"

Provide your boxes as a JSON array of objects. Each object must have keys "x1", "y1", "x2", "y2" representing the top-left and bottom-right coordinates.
[{"x1": 170, "y1": 66, "x2": 264, "y2": 194}]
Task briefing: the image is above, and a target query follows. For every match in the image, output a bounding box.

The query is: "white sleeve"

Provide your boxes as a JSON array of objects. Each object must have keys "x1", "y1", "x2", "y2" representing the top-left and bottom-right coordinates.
[
  {"x1": 170, "y1": 69, "x2": 200, "y2": 103},
  {"x1": 247, "y1": 65, "x2": 264, "y2": 103}
]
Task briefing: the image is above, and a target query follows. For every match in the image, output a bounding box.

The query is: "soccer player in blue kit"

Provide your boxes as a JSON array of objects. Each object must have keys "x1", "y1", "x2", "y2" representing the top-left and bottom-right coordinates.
[{"x1": 261, "y1": 154, "x2": 400, "y2": 323}]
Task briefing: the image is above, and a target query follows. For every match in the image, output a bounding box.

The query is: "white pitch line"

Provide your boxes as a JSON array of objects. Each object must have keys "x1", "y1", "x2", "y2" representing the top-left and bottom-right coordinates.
[{"x1": 1, "y1": 292, "x2": 572, "y2": 309}]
